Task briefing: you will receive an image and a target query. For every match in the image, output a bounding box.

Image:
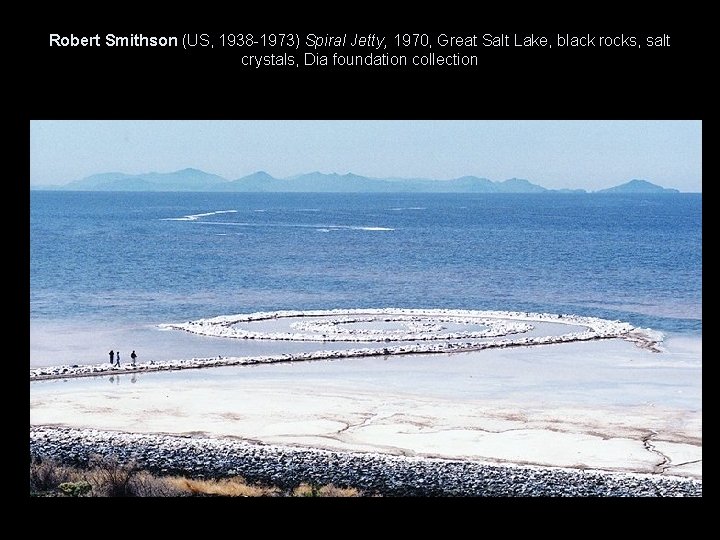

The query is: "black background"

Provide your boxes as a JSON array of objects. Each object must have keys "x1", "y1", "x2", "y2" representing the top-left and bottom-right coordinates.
[{"x1": 23, "y1": 15, "x2": 703, "y2": 118}]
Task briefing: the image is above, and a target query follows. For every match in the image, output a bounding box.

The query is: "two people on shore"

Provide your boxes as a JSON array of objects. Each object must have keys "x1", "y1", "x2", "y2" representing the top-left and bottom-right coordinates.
[{"x1": 108, "y1": 350, "x2": 138, "y2": 367}]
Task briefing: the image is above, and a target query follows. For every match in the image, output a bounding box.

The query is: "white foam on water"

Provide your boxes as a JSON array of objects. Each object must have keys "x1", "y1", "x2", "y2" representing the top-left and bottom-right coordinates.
[
  {"x1": 324, "y1": 225, "x2": 394, "y2": 232},
  {"x1": 197, "y1": 221, "x2": 253, "y2": 226},
  {"x1": 161, "y1": 210, "x2": 238, "y2": 221},
  {"x1": 193, "y1": 221, "x2": 394, "y2": 232}
]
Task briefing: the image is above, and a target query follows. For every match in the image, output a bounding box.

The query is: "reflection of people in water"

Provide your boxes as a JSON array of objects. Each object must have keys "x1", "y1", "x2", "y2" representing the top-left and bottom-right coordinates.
[
  {"x1": 131, "y1": 374, "x2": 137, "y2": 384},
  {"x1": 131, "y1": 350, "x2": 137, "y2": 365},
  {"x1": 116, "y1": 351, "x2": 120, "y2": 367},
  {"x1": 109, "y1": 350, "x2": 114, "y2": 364}
]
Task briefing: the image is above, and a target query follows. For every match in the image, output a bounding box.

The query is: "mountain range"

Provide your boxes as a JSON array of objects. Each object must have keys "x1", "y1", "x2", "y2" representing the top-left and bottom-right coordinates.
[{"x1": 35, "y1": 169, "x2": 682, "y2": 194}]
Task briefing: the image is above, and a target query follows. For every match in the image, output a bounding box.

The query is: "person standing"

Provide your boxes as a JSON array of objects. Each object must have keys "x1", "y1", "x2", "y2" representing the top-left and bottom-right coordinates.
[
  {"x1": 109, "y1": 350, "x2": 115, "y2": 364},
  {"x1": 130, "y1": 350, "x2": 137, "y2": 366},
  {"x1": 116, "y1": 351, "x2": 120, "y2": 367}
]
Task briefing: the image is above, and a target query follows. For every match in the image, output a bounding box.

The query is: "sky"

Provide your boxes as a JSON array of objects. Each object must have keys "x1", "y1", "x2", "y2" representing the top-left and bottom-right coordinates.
[{"x1": 30, "y1": 120, "x2": 702, "y2": 191}]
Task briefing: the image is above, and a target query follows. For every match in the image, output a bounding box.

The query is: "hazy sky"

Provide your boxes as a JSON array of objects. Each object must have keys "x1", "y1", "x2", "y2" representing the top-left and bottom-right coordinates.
[{"x1": 30, "y1": 120, "x2": 702, "y2": 191}]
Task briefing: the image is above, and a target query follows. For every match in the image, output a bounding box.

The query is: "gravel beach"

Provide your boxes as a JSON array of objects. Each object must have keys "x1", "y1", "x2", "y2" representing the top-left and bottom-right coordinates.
[{"x1": 30, "y1": 427, "x2": 701, "y2": 497}]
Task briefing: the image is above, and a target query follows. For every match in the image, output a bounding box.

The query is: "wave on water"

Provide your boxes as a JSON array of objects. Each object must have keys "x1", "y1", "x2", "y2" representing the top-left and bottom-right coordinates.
[
  {"x1": 161, "y1": 210, "x2": 238, "y2": 221},
  {"x1": 193, "y1": 221, "x2": 394, "y2": 231},
  {"x1": 253, "y1": 208, "x2": 322, "y2": 213}
]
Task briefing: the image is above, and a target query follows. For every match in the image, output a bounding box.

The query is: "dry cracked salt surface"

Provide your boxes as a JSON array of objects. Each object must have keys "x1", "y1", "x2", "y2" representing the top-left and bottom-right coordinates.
[{"x1": 29, "y1": 310, "x2": 701, "y2": 495}]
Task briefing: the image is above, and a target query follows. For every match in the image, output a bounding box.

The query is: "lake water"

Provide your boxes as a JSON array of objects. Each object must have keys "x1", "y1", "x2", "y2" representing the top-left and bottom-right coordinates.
[{"x1": 29, "y1": 192, "x2": 702, "y2": 365}]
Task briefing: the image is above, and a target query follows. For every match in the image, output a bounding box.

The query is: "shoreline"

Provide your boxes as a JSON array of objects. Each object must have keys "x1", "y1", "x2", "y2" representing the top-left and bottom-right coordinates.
[
  {"x1": 31, "y1": 309, "x2": 661, "y2": 381},
  {"x1": 31, "y1": 311, "x2": 699, "y2": 492},
  {"x1": 28, "y1": 335, "x2": 630, "y2": 381},
  {"x1": 29, "y1": 426, "x2": 702, "y2": 497},
  {"x1": 31, "y1": 338, "x2": 700, "y2": 481}
]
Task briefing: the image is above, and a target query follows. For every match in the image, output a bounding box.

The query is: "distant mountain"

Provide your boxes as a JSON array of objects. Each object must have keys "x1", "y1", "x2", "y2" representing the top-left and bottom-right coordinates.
[
  {"x1": 64, "y1": 172, "x2": 134, "y2": 190},
  {"x1": 34, "y1": 169, "x2": 684, "y2": 193},
  {"x1": 597, "y1": 179, "x2": 679, "y2": 194},
  {"x1": 498, "y1": 178, "x2": 548, "y2": 193},
  {"x1": 273, "y1": 172, "x2": 399, "y2": 193},
  {"x1": 403, "y1": 176, "x2": 498, "y2": 193},
  {"x1": 63, "y1": 168, "x2": 227, "y2": 191},
  {"x1": 222, "y1": 173, "x2": 554, "y2": 193},
  {"x1": 225, "y1": 171, "x2": 282, "y2": 191}
]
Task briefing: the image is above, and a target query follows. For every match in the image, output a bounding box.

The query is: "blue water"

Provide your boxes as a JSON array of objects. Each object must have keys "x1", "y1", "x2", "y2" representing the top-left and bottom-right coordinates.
[{"x1": 30, "y1": 192, "x2": 701, "y2": 363}]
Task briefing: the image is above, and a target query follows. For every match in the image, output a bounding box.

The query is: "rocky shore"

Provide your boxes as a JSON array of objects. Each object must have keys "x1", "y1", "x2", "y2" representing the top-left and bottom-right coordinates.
[{"x1": 30, "y1": 427, "x2": 701, "y2": 497}]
